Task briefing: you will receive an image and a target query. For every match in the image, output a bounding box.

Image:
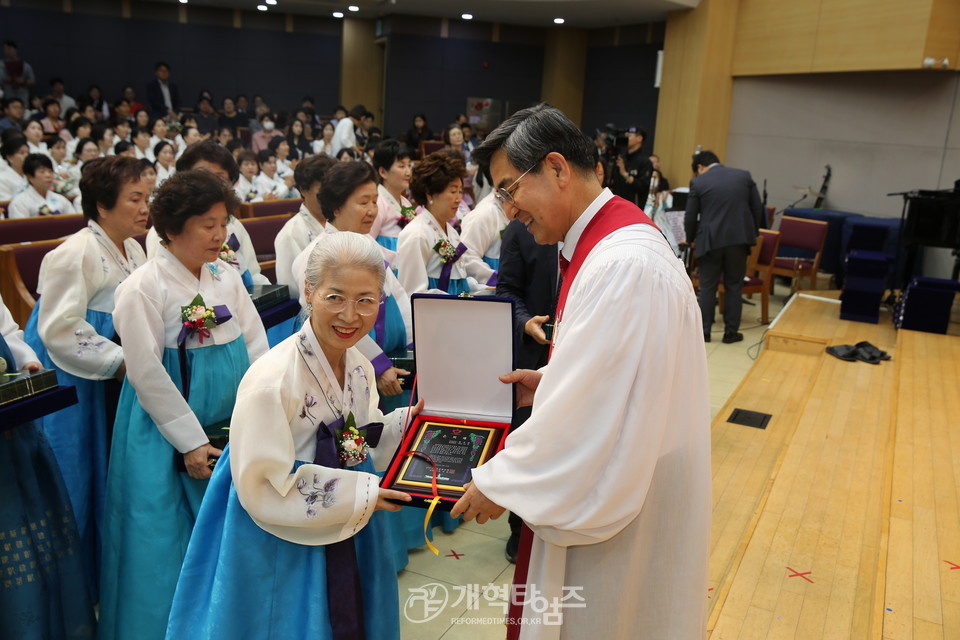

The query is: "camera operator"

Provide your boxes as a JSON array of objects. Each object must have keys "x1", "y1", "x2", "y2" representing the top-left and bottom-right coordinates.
[{"x1": 612, "y1": 125, "x2": 653, "y2": 208}]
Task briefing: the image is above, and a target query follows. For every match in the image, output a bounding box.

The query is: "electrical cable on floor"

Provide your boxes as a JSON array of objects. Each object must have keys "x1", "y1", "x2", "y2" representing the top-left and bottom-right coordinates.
[{"x1": 747, "y1": 328, "x2": 768, "y2": 361}]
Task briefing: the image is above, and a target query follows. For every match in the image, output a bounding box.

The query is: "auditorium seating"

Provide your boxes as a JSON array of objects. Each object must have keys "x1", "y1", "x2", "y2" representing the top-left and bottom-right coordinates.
[
  {"x1": 239, "y1": 213, "x2": 293, "y2": 282},
  {"x1": 238, "y1": 198, "x2": 301, "y2": 219},
  {"x1": 772, "y1": 215, "x2": 828, "y2": 290},
  {"x1": 0, "y1": 238, "x2": 66, "y2": 327},
  {"x1": 0, "y1": 213, "x2": 87, "y2": 244}
]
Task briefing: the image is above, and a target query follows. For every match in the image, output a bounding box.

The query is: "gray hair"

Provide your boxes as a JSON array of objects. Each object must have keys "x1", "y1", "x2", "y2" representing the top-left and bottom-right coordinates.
[
  {"x1": 303, "y1": 232, "x2": 386, "y2": 299},
  {"x1": 472, "y1": 103, "x2": 596, "y2": 176}
]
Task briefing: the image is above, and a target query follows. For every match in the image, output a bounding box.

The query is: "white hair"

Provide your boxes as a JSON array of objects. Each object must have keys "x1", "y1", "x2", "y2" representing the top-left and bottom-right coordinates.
[{"x1": 303, "y1": 232, "x2": 385, "y2": 299}]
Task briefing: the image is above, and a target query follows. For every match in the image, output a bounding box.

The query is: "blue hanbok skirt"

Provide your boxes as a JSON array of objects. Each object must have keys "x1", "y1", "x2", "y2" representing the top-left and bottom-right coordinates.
[
  {"x1": 24, "y1": 304, "x2": 114, "y2": 598},
  {"x1": 428, "y1": 277, "x2": 470, "y2": 296},
  {"x1": 0, "y1": 334, "x2": 96, "y2": 640},
  {"x1": 165, "y1": 448, "x2": 400, "y2": 640},
  {"x1": 483, "y1": 256, "x2": 500, "y2": 271},
  {"x1": 376, "y1": 235, "x2": 399, "y2": 253},
  {"x1": 99, "y1": 338, "x2": 250, "y2": 640}
]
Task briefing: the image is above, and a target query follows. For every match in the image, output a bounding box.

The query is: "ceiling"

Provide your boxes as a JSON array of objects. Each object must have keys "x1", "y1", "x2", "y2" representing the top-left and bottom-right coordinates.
[{"x1": 165, "y1": 0, "x2": 699, "y2": 28}]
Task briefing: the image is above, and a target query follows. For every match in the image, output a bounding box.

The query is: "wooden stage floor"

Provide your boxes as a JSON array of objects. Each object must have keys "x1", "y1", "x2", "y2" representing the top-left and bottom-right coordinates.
[{"x1": 707, "y1": 292, "x2": 960, "y2": 639}]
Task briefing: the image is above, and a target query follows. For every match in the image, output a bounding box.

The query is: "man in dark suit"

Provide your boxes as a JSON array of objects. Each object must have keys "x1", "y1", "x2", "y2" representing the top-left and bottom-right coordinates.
[
  {"x1": 146, "y1": 61, "x2": 181, "y2": 119},
  {"x1": 684, "y1": 150, "x2": 764, "y2": 344},
  {"x1": 495, "y1": 217, "x2": 558, "y2": 563}
]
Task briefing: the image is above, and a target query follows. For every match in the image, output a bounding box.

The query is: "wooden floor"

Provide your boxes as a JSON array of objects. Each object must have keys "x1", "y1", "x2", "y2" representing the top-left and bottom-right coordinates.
[{"x1": 708, "y1": 292, "x2": 960, "y2": 639}]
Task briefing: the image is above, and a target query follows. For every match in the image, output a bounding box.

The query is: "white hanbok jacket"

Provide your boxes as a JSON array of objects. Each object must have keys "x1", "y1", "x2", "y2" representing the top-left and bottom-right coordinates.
[
  {"x1": 34, "y1": 220, "x2": 146, "y2": 379},
  {"x1": 459, "y1": 191, "x2": 508, "y2": 266},
  {"x1": 254, "y1": 171, "x2": 298, "y2": 200},
  {"x1": 155, "y1": 163, "x2": 175, "y2": 187},
  {"x1": 274, "y1": 204, "x2": 326, "y2": 295},
  {"x1": 394, "y1": 209, "x2": 493, "y2": 295},
  {"x1": 7, "y1": 187, "x2": 75, "y2": 218},
  {"x1": 0, "y1": 165, "x2": 29, "y2": 201},
  {"x1": 113, "y1": 248, "x2": 269, "y2": 454},
  {"x1": 233, "y1": 174, "x2": 263, "y2": 204},
  {"x1": 228, "y1": 321, "x2": 410, "y2": 545},
  {"x1": 1, "y1": 292, "x2": 39, "y2": 370}
]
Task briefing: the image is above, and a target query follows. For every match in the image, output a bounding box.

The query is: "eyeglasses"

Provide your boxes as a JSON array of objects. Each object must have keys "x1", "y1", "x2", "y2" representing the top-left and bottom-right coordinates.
[
  {"x1": 494, "y1": 162, "x2": 539, "y2": 207},
  {"x1": 319, "y1": 293, "x2": 382, "y2": 316}
]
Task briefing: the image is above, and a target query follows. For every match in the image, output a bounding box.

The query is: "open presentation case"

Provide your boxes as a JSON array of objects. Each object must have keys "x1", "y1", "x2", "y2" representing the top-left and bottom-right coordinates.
[{"x1": 380, "y1": 293, "x2": 515, "y2": 511}]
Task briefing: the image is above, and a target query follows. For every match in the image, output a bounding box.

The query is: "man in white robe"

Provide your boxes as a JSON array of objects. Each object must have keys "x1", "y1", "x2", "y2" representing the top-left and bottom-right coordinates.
[{"x1": 452, "y1": 104, "x2": 711, "y2": 639}]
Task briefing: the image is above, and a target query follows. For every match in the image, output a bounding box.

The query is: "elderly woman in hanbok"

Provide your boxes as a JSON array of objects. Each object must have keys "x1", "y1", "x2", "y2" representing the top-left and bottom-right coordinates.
[
  {"x1": 146, "y1": 142, "x2": 269, "y2": 289},
  {"x1": 7, "y1": 153, "x2": 76, "y2": 218},
  {"x1": 292, "y1": 161, "x2": 460, "y2": 570},
  {"x1": 166, "y1": 232, "x2": 417, "y2": 640},
  {"x1": 395, "y1": 151, "x2": 494, "y2": 295},
  {"x1": 1, "y1": 294, "x2": 97, "y2": 640},
  {"x1": 368, "y1": 139, "x2": 414, "y2": 262},
  {"x1": 23, "y1": 156, "x2": 148, "y2": 598},
  {"x1": 0, "y1": 135, "x2": 29, "y2": 200},
  {"x1": 98, "y1": 170, "x2": 268, "y2": 640}
]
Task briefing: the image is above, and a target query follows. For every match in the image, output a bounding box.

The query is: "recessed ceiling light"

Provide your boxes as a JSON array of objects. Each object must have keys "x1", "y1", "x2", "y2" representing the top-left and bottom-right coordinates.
[
  {"x1": 554, "y1": 17, "x2": 565, "y2": 24},
  {"x1": 348, "y1": 5, "x2": 359, "y2": 11},
  {"x1": 257, "y1": 4, "x2": 267, "y2": 10},
  {"x1": 461, "y1": 13, "x2": 473, "y2": 20},
  {"x1": 178, "y1": 0, "x2": 188, "y2": 4},
  {"x1": 332, "y1": 11, "x2": 344, "y2": 18},
  {"x1": 265, "y1": 0, "x2": 277, "y2": 4}
]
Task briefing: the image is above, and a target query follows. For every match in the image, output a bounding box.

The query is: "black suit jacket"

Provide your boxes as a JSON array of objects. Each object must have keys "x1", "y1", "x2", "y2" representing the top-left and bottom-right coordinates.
[
  {"x1": 496, "y1": 219, "x2": 559, "y2": 371},
  {"x1": 684, "y1": 164, "x2": 764, "y2": 257},
  {"x1": 146, "y1": 78, "x2": 181, "y2": 118}
]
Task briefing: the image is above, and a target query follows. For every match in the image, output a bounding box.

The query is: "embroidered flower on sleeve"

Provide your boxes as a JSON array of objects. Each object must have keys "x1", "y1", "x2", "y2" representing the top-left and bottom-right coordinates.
[
  {"x1": 297, "y1": 332, "x2": 314, "y2": 356},
  {"x1": 297, "y1": 475, "x2": 339, "y2": 519},
  {"x1": 300, "y1": 394, "x2": 318, "y2": 425},
  {"x1": 75, "y1": 330, "x2": 106, "y2": 357},
  {"x1": 100, "y1": 255, "x2": 109, "y2": 274}
]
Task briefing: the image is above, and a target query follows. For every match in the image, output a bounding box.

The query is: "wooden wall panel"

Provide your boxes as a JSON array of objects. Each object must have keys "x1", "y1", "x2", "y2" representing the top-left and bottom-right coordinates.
[
  {"x1": 340, "y1": 18, "x2": 384, "y2": 122},
  {"x1": 541, "y1": 29, "x2": 589, "y2": 126},
  {"x1": 732, "y1": 0, "x2": 818, "y2": 75},
  {"x1": 813, "y1": 0, "x2": 931, "y2": 72},
  {"x1": 925, "y1": 0, "x2": 960, "y2": 70}
]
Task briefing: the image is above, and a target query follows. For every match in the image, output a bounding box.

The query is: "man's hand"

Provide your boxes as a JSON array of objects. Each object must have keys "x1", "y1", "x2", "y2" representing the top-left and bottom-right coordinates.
[
  {"x1": 182, "y1": 443, "x2": 223, "y2": 480},
  {"x1": 450, "y1": 482, "x2": 505, "y2": 524},
  {"x1": 377, "y1": 366, "x2": 409, "y2": 397},
  {"x1": 524, "y1": 315, "x2": 551, "y2": 345},
  {"x1": 499, "y1": 368, "x2": 542, "y2": 408}
]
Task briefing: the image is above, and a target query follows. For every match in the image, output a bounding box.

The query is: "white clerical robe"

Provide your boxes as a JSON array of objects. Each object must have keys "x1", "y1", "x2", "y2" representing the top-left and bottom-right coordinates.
[
  {"x1": 113, "y1": 248, "x2": 269, "y2": 454},
  {"x1": 470, "y1": 191, "x2": 712, "y2": 639},
  {"x1": 35, "y1": 220, "x2": 145, "y2": 379},
  {"x1": 7, "y1": 187, "x2": 75, "y2": 218},
  {"x1": 229, "y1": 321, "x2": 409, "y2": 545},
  {"x1": 394, "y1": 209, "x2": 493, "y2": 295},
  {"x1": 274, "y1": 204, "x2": 326, "y2": 295},
  {"x1": 145, "y1": 216, "x2": 269, "y2": 285},
  {"x1": 459, "y1": 191, "x2": 508, "y2": 265}
]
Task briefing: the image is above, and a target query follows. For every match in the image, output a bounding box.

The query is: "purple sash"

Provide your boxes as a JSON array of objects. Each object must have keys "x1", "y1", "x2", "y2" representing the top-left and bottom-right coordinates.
[
  {"x1": 437, "y1": 242, "x2": 468, "y2": 292},
  {"x1": 225, "y1": 233, "x2": 240, "y2": 252},
  {"x1": 314, "y1": 416, "x2": 384, "y2": 640},
  {"x1": 176, "y1": 304, "x2": 231, "y2": 403}
]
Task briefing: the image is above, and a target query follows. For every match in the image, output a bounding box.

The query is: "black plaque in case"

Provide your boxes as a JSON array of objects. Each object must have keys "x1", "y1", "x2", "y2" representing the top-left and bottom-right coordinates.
[{"x1": 391, "y1": 420, "x2": 499, "y2": 497}]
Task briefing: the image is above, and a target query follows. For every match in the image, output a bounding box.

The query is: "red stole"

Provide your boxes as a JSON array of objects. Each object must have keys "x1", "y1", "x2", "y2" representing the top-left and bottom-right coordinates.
[{"x1": 507, "y1": 195, "x2": 657, "y2": 639}]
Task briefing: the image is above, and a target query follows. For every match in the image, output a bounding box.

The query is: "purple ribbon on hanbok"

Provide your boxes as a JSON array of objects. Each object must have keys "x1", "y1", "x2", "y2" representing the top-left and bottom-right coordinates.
[
  {"x1": 176, "y1": 304, "x2": 231, "y2": 403},
  {"x1": 225, "y1": 233, "x2": 240, "y2": 252},
  {"x1": 487, "y1": 271, "x2": 498, "y2": 288},
  {"x1": 437, "y1": 242, "x2": 468, "y2": 292},
  {"x1": 314, "y1": 416, "x2": 384, "y2": 640}
]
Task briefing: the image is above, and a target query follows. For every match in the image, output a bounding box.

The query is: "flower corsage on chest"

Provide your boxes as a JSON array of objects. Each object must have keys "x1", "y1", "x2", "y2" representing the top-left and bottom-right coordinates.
[
  {"x1": 397, "y1": 203, "x2": 417, "y2": 229},
  {"x1": 178, "y1": 293, "x2": 232, "y2": 346},
  {"x1": 433, "y1": 237, "x2": 467, "y2": 264},
  {"x1": 218, "y1": 234, "x2": 241, "y2": 268}
]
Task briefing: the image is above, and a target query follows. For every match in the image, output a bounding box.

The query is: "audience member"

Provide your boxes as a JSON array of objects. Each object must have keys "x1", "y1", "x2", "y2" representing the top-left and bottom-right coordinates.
[
  {"x1": 49, "y1": 77, "x2": 77, "y2": 113},
  {"x1": 332, "y1": 103, "x2": 365, "y2": 156},
  {"x1": 0, "y1": 41, "x2": 36, "y2": 104},
  {"x1": 406, "y1": 112, "x2": 433, "y2": 148},
  {"x1": 8, "y1": 153, "x2": 76, "y2": 218},
  {"x1": 218, "y1": 96, "x2": 244, "y2": 131},
  {"x1": 194, "y1": 97, "x2": 219, "y2": 136},
  {"x1": 23, "y1": 119, "x2": 49, "y2": 156},
  {"x1": 146, "y1": 61, "x2": 181, "y2": 118},
  {"x1": 251, "y1": 112, "x2": 282, "y2": 153},
  {"x1": 86, "y1": 84, "x2": 110, "y2": 121},
  {"x1": 40, "y1": 98, "x2": 65, "y2": 133},
  {"x1": 370, "y1": 139, "x2": 414, "y2": 258},
  {"x1": 312, "y1": 121, "x2": 335, "y2": 156},
  {"x1": 0, "y1": 133, "x2": 28, "y2": 200},
  {"x1": 0, "y1": 96, "x2": 25, "y2": 132}
]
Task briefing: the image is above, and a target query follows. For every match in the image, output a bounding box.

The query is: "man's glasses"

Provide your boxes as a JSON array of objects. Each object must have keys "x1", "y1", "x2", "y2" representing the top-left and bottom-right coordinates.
[
  {"x1": 318, "y1": 294, "x2": 382, "y2": 316},
  {"x1": 494, "y1": 162, "x2": 539, "y2": 207}
]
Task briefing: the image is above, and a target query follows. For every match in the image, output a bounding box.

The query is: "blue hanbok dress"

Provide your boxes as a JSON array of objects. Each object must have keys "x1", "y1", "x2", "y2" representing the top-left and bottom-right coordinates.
[
  {"x1": 166, "y1": 323, "x2": 408, "y2": 639},
  {"x1": 98, "y1": 250, "x2": 268, "y2": 640},
  {"x1": 22, "y1": 221, "x2": 145, "y2": 598},
  {"x1": 0, "y1": 301, "x2": 97, "y2": 640}
]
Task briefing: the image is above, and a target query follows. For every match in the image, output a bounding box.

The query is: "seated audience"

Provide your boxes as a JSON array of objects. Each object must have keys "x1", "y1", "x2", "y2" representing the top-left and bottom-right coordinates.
[{"x1": 7, "y1": 153, "x2": 76, "y2": 217}]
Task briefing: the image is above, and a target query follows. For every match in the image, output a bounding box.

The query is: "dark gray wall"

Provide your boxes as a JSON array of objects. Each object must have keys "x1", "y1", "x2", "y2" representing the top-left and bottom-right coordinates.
[{"x1": 0, "y1": 5, "x2": 341, "y2": 115}]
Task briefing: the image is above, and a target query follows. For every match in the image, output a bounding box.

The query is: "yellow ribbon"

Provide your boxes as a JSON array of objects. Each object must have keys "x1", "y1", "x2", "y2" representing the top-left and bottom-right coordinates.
[{"x1": 423, "y1": 496, "x2": 441, "y2": 556}]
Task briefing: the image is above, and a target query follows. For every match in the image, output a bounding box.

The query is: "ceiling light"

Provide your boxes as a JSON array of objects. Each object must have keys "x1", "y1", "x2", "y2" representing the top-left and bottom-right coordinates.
[
  {"x1": 178, "y1": 0, "x2": 188, "y2": 4},
  {"x1": 348, "y1": 5, "x2": 359, "y2": 11},
  {"x1": 461, "y1": 13, "x2": 473, "y2": 20},
  {"x1": 332, "y1": 11, "x2": 344, "y2": 18},
  {"x1": 554, "y1": 17, "x2": 565, "y2": 24},
  {"x1": 265, "y1": 0, "x2": 277, "y2": 4},
  {"x1": 257, "y1": 4, "x2": 267, "y2": 10}
]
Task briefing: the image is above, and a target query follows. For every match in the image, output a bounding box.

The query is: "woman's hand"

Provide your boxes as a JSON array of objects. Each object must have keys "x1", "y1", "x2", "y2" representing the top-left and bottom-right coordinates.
[
  {"x1": 376, "y1": 366, "x2": 409, "y2": 397},
  {"x1": 182, "y1": 443, "x2": 223, "y2": 480},
  {"x1": 376, "y1": 488, "x2": 411, "y2": 512},
  {"x1": 499, "y1": 369, "x2": 543, "y2": 408},
  {"x1": 22, "y1": 361, "x2": 42, "y2": 373}
]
